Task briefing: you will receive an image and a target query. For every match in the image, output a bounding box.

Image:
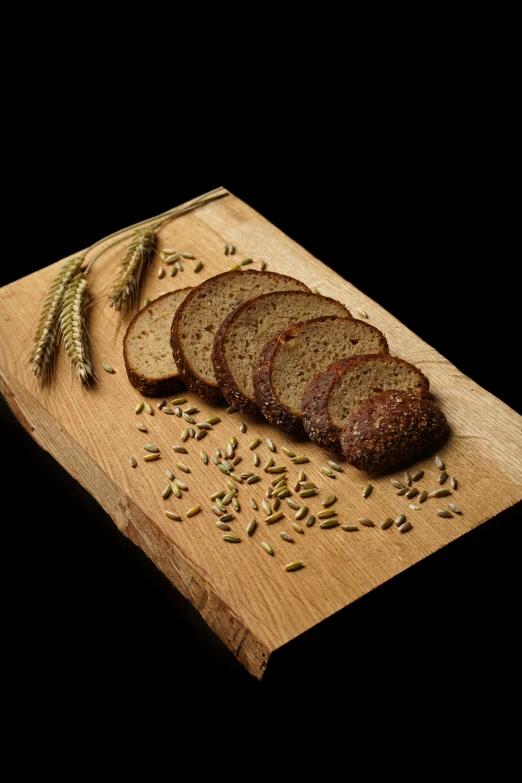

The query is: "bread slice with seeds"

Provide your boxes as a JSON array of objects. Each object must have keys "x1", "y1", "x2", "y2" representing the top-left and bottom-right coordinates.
[
  {"x1": 170, "y1": 271, "x2": 310, "y2": 402},
  {"x1": 301, "y1": 354, "x2": 430, "y2": 451},
  {"x1": 340, "y1": 389, "x2": 448, "y2": 474},
  {"x1": 254, "y1": 317, "x2": 389, "y2": 433},
  {"x1": 212, "y1": 291, "x2": 351, "y2": 415},
  {"x1": 123, "y1": 288, "x2": 193, "y2": 397}
]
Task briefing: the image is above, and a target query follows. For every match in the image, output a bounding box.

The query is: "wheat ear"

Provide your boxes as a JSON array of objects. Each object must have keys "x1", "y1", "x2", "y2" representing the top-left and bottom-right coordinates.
[
  {"x1": 30, "y1": 255, "x2": 85, "y2": 383},
  {"x1": 60, "y1": 271, "x2": 95, "y2": 385},
  {"x1": 107, "y1": 227, "x2": 156, "y2": 316}
]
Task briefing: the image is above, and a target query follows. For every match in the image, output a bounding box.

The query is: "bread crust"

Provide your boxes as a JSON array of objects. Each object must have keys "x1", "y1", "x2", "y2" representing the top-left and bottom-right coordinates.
[
  {"x1": 339, "y1": 389, "x2": 448, "y2": 474},
  {"x1": 302, "y1": 353, "x2": 429, "y2": 451},
  {"x1": 170, "y1": 270, "x2": 309, "y2": 403},
  {"x1": 212, "y1": 293, "x2": 350, "y2": 414},
  {"x1": 123, "y1": 289, "x2": 193, "y2": 398}
]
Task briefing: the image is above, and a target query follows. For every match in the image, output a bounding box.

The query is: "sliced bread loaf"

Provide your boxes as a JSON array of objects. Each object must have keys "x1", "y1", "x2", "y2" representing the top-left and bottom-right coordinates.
[
  {"x1": 340, "y1": 389, "x2": 448, "y2": 474},
  {"x1": 301, "y1": 354, "x2": 430, "y2": 451},
  {"x1": 123, "y1": 288, "x2": 193, "y2": 397},
  {"x1": 170, "y1": 270, "x2": 310, "y2": 402},
  {"x1": 212, "y1": 291, "x2": 351, "y2": 415},
  {"x1": 253, "y1": 317, "x2": 389, "y2": 433}
]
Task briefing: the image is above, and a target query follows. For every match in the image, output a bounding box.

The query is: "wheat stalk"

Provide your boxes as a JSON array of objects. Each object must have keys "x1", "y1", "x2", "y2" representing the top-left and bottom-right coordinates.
[
  {"x1": 60, "y1": 271, "x2": 95, "y2": 385},
  {"x1": 30, "y1": 255, "x2": 85, "y2": 383},
  {"x1": 107, "y1": 227, "x2": 157, "y2": 317}
]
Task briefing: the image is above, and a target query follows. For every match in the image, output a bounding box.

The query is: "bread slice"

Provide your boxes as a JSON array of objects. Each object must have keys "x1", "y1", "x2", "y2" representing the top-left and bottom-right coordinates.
[
  {"x1": 212, "y1": 291, "x2": 351, "y2": 415},
  {"x1": 340, "y1": 389, "x2": 448, "y2": 474},
  {"x1": 170, "y1": 270, "x2": 310, "y2": 402},
  {"x1": 253, "y1": 317, "x2": 389, "y2": 433},
  {"x1": 123, "y1": 288, "x2": 193, "y2": 397},
  {"x1": 301, "y1": 354, "x2": 430, "y2": 451}
]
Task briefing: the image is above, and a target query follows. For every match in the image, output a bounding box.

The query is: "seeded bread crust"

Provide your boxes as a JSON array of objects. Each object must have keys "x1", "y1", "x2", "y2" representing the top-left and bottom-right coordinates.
[
  {"x1": 123, "y1": 288, "x2": 193, "y2": 397},
  {"x1": 212, "y1": 292, "x2": 351, "y2": 415},
  {"x1": 170, "y1": 270, "x2": 310, "y2": 402},
  {"x1": 340, "y1": 389, "x2": 448, "y2": 474},
  {"x1": 301, "y1": 354, "x2": 430, "y2": 451},
  {"x1": 254, "y1": 318, "x2": 389, "y2": 434}
]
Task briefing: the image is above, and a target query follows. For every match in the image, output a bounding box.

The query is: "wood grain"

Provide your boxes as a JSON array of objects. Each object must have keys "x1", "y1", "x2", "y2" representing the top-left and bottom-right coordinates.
[{"x1": 1, "y1": 188, "x2": 521, "y2": 679}]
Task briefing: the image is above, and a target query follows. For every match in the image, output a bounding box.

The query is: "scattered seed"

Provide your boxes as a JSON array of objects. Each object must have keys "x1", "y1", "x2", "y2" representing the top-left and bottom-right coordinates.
[
  {"x1": 230, "y1": 473, "x2": 243, "y2": 484},
  {"x1": 261, "y1": 499, "x2": 271, "y2": 515},
  {"x1": 291, "y1": 456, "x2": 309, "y2": 464},
  {"x1": 273, "y1": 497, "x2": 281, "y2": 511},
  {"x1": 263, "y1": 458, "x2": 275, "y2": 471},
  {"x1": 285, "y1": 561, "x2": 304, "y2": 571},
  {"x1": 448, "y1": 503, "x2": 462, "y2": 513},
  {"x1": 411, "y1": 470, "x2": 424, "y2": 481},
  {"x1": 358, "y1": 517, "x2": 375, "y2": 527},
  {"x1": 398, "y1": 521, "x2": 413, "y2": 533},
  {"x1": 321, "y1": 495, "x2": 337, "y2": 507},
  {"x1": 174, "y1": 406, "x2": 183, "y2": 417},
  {"x1": 228, "y1": 244, "x2": 235, "y2": 255},
  {"x1": 260, "y1": 261, "x2": 266, "y2": 270},
  {"x1": 249, "y1": 438, "x2": 260, "y2": 450},
  {"x1": 232, "y1": 457, "x2": 243, "y2": 466},
  {"x1": 265, "y1": 511, "x2": 284, "y2": 524},
  {"x1": 395, "y1": 514, "x2": 406, "y2": 527},
  {"x1": 175, "y1": 261, "x2": 183, "y2": 272},
  {"x1": 380, "y1": 517, "x2": 394, "y2": 530},
  {"x1": 212, "y1": 506, "x2": 222, "y2": 517},
  {"x1": 246, "y1": 475, "x2": 261, "y2": 484},
  {"x1": 437, "y1": 509, "x2": 453, "y2": 518},
  {"x1": 222, "y1": 534, "x2": 240, "y2": 543},
  {"x1": 176, "y1": 463, "x2": 190, "y2": 473},
  {"x1": 320, "y1": 466, "x2": 336, "y2": 478},
  {"x1": 286, "y1": 498, "x2": 300, "y2": 510},
  {"x1": 278, "y1": 489, "x2": 291, "y2": 499},
  {"x1": 267, "y1": 466, "x2": 286, "y2": 474},
  {"x1": 223, "y1": 244, "x2": 229, "y2": 255},
  {"x1": 174, "y1": 479, "x2": 188, "y2": 491},
  {"x1": 249, "y1": 498, "x2": 258, "y2": 511},
  {"x1": 186, "y1": 505, "x2": 201, "y2": 518},
  {"x1": 220, "y1": 512, "x2": 235, "y2": 523},
  {"x1": 280, "y1": 531, "x2": 294, "y2": 542},
  {"x1": 341, "y1": 524, "x2": 359, "y2": 532},
  {"x1": 143, "y1": 443, "x2": 159, "y2": 453},
  {"x1": 162, "y1": 406, "x2": 175, "y2": 415},
  {"x1": 261, "y1": 542, "x2": 274, "y2": 555},
  {"x1": 246, "y1": 519, "x2": 257, "y2": 536},
  {"x1": 216, "y1": 521, "x2": 231, "y2": 531},
  {"x1": 156, "y1": 399, "x2": 167, "y2": 409},
  {"x1": 239, "y1": 422, "x2": 247, "y2": 434},
  {"x1": 223, "y1": 491, "x2": 236, "y2": 506},
  {"x1": 165, "y1": 469, "x2": 175, "y2": 481},
  {"x1": 172, "y1": 445, "x2": 187, "y2": 454},
  {"x1": 300, "y1": 488, "x2": 318, "y2": 498},
  {"x1": 211, "y1": 490, "x2": 226, "y2": 500},
  {"x1": 291, "y1": 521, "x2": 304, "y2": 534},
  {"x1": 199, "y1": 450, "x2": 208, "y2": 465},
  {"x1": 240, "y1": 258, "x2": 253, "y2": 266},
  {"x1": 252, "y1": 452, "x2": 260, "y2": 467},
  {"x1": 221, "y1": 460, "x2": 233, "y2": 471},
  {"x1": 305, "y1": 515, "x2": 316, "y2": 527},
  {"x1": 171, "y1": 397, "x2": 187, "y2": 405},
  {"x1": 396, "y1": 487, "x2": 410, "y2": 496},
  {"x1": 232, "y1": 497, "x2": 240, "y2": 512},
  {"x1": 144, "y1": 402, "x2": 154, "y2": 415},
  {"x1": 157, "y1": 266, "x2": 165, "y2": 279},
  {"x1": 328, "y1": 460, "x2": 343, "y2": 472},
  {"x1": 437, "y1": 470, "x2": 448, "y2": 484},
  {"x1": 226, "y1": 405, "x2": 238, "y2": 413},
  {"x1": 317, "y1": 509, "x2": 337, "y2": 519},
  {"x1": 193, "y1": 261, "x2": 203, "y2": 273},
  {"x1": 211, "y1": 456, "x2": 220, "y2": 466},
  {"x1": 312, "y1": 288, "x2": 319, "y2": 294},
  {"x1": 449, "y1": 475, "x2": 458, "y2": 490},
  {"x1": 218, "y1": 464, "x2": 231, "y2": 475},
  {"x1": 164, "y1": 510, "x2": 182, "y2": 522},
  {"x1": 405, "y1": 488, "x2": 419, "y2": 499},
  {"x1": 266, "y1": 438, "x2": 276, "y2": 452},
  {"x1": 144, "y1": 453, "x2": 161, "y2": 461},
  {"x1": 102, "y1": 363, "x2": 115, "y2": 373},
  {"x1": 182, "y1": 413, "x2": 195, "y2": 423},
  {"x1": 435, "y1": 455, "x2": 445, "y2": 470},
  {"x1": 356, "y1": 306, "x2": 368, "y2": 318},
  {"x1": 143, "y1": 297, "x2": 150, "y2": 307},
  {"x1": 215, "y1": 498, "x2": 226, "y2": 512},
  {"x1": 226, "y1": 479, "x2": 237, "y2": 491},
  {"x1": 403, "y1": 471, "x2": 412, "y2": 486},
  {"x1": 391, "y1": 479, "x2": 404, "y2": 489},
  {"x1": 427, "y1": 488, "x2": 451, "y2": 498},
  {"x1": 189, "y1": 427, "x2": 196, "y2": 437},
  {"x1": 162, "y1": 485, "x2": 172, "y2": 499},
  {"x1": 171, "y1": 483, "x2": 182, "y2": 498},
  {"x1": 282, "y1": 447, "x2": 296, "y2": 458},
  {"x1": 418, "y1": 490, "x2": 429, "y2": 503},
  {"x1": 409, "y1": 504, "x2": 421, "y2": 510},
  {"x1": 295, "y1": 506, "x2": 308, "y2": 520},
  {"x1": 129, "y1": 456, "x2": 137, "y2": 468},
  {"x1": 319, "y1": 519, "x2": 340, "y2": 529},
  {"x1": 362, "y1": 483, "x2": 373, "y2": 498},
  {"x1": 135, "y1": 401, "x2": 144, "y2": 414},
  {"x1": 297, "y1": 470, "x2": 306, "y2": 484},
  {"x1": 170, "y1": 267, "x2": 177, "y2": 277},
  {"x1": 197, "y1": 431, "x2": 209, "y2": 441}
]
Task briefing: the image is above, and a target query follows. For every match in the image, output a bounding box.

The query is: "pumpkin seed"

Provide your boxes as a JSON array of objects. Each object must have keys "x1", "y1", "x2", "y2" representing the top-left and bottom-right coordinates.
[
  {"x1": 193, "y1": 261, "x2": 203, "y2": 272},
  {"x1": 135, "y1": 402, "x2": 144, "y2": 413},
  {"x1": 267, "y1": 466, "x2": 286, "y2": 473},
  {"x1": 263, "y1": 458, "x2": 274, "y2": 471},
  {"x1": 300, "y1": 488, "x2": 318, "y2": 498},
  {"x1": 291, "y1": 521, "x2": 304, "y2": 534},
  {"x1": 317, "y1": 509, "x2": 336, "y2": 519},
  {"x1": 171, "y1": 397, "x2": 187, "y2": 405},
  {"x1": 297, "y1": 470, "x2": 306, "y2": 483},
  {"x1": 162, "y1": 485, "x2": 172, "y2": 499},
  {"x1": 240, "y1": 257, "x2": 253, "y2": 265},
  {"x1": 211, "y1": 490, "x2": 226, "y2": 500}
]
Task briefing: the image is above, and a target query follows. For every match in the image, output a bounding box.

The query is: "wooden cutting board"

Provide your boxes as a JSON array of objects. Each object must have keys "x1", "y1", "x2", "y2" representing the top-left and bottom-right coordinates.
[{"x1": 1, "y1": 187, "x2": 520, "y2": 679}]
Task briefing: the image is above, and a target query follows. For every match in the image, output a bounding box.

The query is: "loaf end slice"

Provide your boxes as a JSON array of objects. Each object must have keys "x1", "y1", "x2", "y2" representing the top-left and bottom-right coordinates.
[
  {"x1": 170, "y1": 270, "x2": 310, "y2": 402},
  {"x1": 340, "y1": 389, "x2": 448, "y2": 474},
  {"x1": 212, "y1": 291, "x2": 351, "y2": 415},
  {"x1": 123, "y1": 288, "x2": 193, "y2": 397},
  {"x1": 302, "y1": 354, "x2": 430, "y2": 451},
  {"x1": 254, "y1": 317, "x2": 388, "y2": 433}
]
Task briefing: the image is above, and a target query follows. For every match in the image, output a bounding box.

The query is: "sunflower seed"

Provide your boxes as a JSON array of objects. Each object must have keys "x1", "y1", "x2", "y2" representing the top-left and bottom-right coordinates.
[
  {"x1": 165, "y1": 469, "x2": 175, "y2": 481},
  {"x1": 411, "y1": 470, "x2": 424, "y2": 481},
  {"x1": 238, "y1": 472, "x2": 252, "y2": 480},
  {"x1": 246, "y1": 519, "x2": 257, "y2": 536},
  {"x1": 179, "y1": 429, "x2": 188, "y2": 443},
  {"x1": 437, "y1": 470, "x2": 448, "y2": 484},
  {"x1": 266, "y1": 438, "x2": 276, "y2": 452},
  {"x1": 285, "y1": 561, "x2": 304, "y2": 571},
  {"x1": 222, "y1": 534, "x2": 240, "y2": 543},
  {"x1": 398, "y1": 521, "x2": 413, "y2": 533},
  {"x1": 278, "y1": 489, "x2": 291, "y2": 499},
  {"x1": 176, "y1": 462, "x2": 190, "y2": 473},
  {"x1": 144, "y1": 453, "x2": 161, "y2": 461},
  {"x1": 221, "y1": 460, "x2": 233, "y2": 471},
  {"x1": 136, "y1": 422, "x2": 148, "y2": 433},
  {"x1": 267, "y1": 466, "x2": 286, "y2": 473},
  {"x1": 390, "y1": 479, "x2": 404, "y2": 489},
  {"x1": 300, "y1": 488, "x2": 318, "y2": 498},
  {"x1": 144, "y1": 402, "x2": 154, "y2": 415},
  {"x1": 405, "y1": 488, "x2": 418, "y2": 499},
  {"x1": 165, "y1": 510, "x2": 182, "y2": 521},
  {"x1": 261, "y1": 542, "x2": 274, "y2": 555},
  {"x1": 280, "y1": 531, "x2": 294, "y2": 542},
  {"x1": 282, "y1": 447, "x2": 296, "y2": 458},
  {"x1": 320, "y1": 466, "x2": 336, "y2": 478},
  {"x1": 358, "y1": 517, "x2": 375, "y2": 527},
  {"x1": 321, "y1": 495, "x2": 337, "y2": 507},
  {"x1": 437, "y1": 509, "x2": 453, "y2": 518},
  {"x1": 252, "y1": 452, "x2": 260, "y2": 467},
  {"x1": 128, "y1": 456, "x2": 137, "y2": 468},
  {"x1": 216, "y1": 521, "x2": 231, "y2": 531},
  {"x1": 319, "y1": 519, "x2": 340, "y2": 529},
  {"x1": 170, "y1": 266, "x2": 177, "y2": 277},
  {"x1": 272, "y1": 484, "x2": 289, "y2": 496},
  {"x1": 295, "y1": 506, "x2": 308, "y2": 520},
  {"x1": 272, "y1": 497, "x2": 281, "y2": 511},
  {"x1": 380, "y1": 517, "x2": 394, "y2": 530},
  {"x1": 297, "y1": 470, "x2": 306, "y2": 484},
  {"x1": 291, "y1": 456, "x2": 309, "y2": 464},
  {"x1": 162, "y1": 485, "x2": 172, "y2": 499},
  {"x1": 196, "y1": 431, "x2": 208, "y2": 442},
  {"x1": 317, "y1": 509, "x2": 336, "y2": 519},
  {"x1": 409, "y1": 504, "x2": 421, "y2": 510},
  {"x1": 418, "y1": 490, "x2": 429, "y2": 503},
  {"x1": 225, "y1": 479, "x2": 236, "y2": 491},
  {"x1": 401, "y1": 471, "x2": 411, "y2": 486},
  {"x1": 246, "y1": 475, "x2": 261, "y2": 484},
  {"x1": 395, "y1": 513, "x2": 406, "y2": 527},
  {"x1": 174, "y1": 479, "x2": 188, "y2": 490},
  {"x1": 265, "y1": 511, "x2": 284, "y2": 524},
  {"x1": 305, "y1": 515, "x2": 316, "y2": 527},
  {"x1": 427, "y1": 488, "x2": 451, "y2": 498},
  {"x1": 362, "y1": 483, "x2": 373, "y2": 498},
  {"x1": 232, "y1": 457, "x2": 242, "y2": 465},
  {"x1": 341, "y1": 524, "x2": 359, "y2": 532},
  {"x1": 211, "y1": 456, "x2": 220, "y2": 466},
  {"x1": 186, "y1": 506, "x2": 201, "y2": 518},
  {"x1": 102, "y1": 363, "x2": 115, "y2": 373},
  {"x1": 135, "y1": 402, "x2": 144, "y2": 414},
  {"x1": 285, "y1": 498, "x2": 300, "y2": 510},
  {"x1": 260, "y1": 261, "x2": 266, "y2": 270},
  {"x1": 240, "y1": 258, "x2": 253, "y2": 266},
  {"x1": 239, "y1": 422, "x2": 247, "y2": 433}
]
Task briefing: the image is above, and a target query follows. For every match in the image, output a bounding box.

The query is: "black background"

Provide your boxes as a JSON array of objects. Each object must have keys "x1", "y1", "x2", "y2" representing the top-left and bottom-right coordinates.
[{"x1": 2, "y1": 4, "x2": 521, "y2": 739}]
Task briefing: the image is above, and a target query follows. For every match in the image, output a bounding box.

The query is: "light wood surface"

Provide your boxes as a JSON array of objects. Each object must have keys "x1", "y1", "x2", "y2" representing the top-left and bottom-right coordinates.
[{"x1": 1, "y1": 187, "x2": 521, "y2": 679}]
